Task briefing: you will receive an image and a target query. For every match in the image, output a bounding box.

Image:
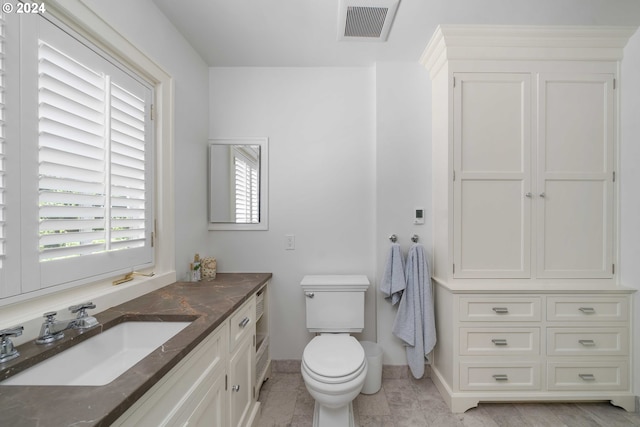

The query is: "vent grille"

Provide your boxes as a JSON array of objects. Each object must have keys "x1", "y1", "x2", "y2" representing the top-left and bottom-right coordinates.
[
  {"x1": 344, "y1": 7, "x2": 388, "y2": 38},
  {"x1": 338, "y1": 0, "x2": 399, "y2": 42}
]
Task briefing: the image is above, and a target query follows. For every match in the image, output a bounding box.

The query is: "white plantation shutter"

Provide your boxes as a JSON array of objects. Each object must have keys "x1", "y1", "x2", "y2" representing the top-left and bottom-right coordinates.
[
  {"x1": 110, "y1": 82, "x2": 147, "y2": 250},
  {"x1": 33, "y1": 15, "x2": 153, "y2": 289},
  {"x1": 0, "y1": 12, "x2": 156, "y2": 300},
  {"x1": 38, "y1": 41, "x2": 107, "y2": 261},
  {"x1": 233, "y1": 146, "x2": 259, "y2": 224}
]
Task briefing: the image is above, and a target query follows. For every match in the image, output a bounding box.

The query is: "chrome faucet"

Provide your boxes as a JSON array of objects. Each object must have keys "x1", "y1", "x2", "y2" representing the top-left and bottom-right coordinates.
[
  {"x1": 36, "y1": 302, "x2": 99, "y2": 345},
  {"x1": 0, "y1": 326, "x2": 23, "y2": 363}
]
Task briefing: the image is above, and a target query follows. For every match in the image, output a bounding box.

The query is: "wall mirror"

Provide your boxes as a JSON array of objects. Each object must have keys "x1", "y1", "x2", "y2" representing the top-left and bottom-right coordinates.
[{"x1": 208, "y1": 138, "x2": 269, "y2": 230}]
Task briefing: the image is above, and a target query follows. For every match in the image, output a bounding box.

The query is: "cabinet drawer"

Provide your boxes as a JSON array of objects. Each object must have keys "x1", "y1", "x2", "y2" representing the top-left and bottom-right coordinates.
[
  {"x1": 547, "y1": 360, "x2": 629, "y2": 391},
  {"x1": 459, "y1": 297, "x2": 541, "y2": 322},
  {"x1": 460, "y1": 361, "x2": 540, "y2": 391},
  {"x1": 547, "y1": 296, "x2": 628, "y2": 322},
  {"x1": 547, "y1": 328, "x2": 628, "y2": 356},
  {"x1": 230, "y1": 296, "x2": 256, "y2": 352},
  {"x1": 460, "y1": 328, "x2": 540, "y2": 356}
]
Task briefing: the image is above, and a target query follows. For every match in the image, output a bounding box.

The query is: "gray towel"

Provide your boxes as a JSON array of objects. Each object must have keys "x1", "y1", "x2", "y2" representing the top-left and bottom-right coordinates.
[
  {"x1": 380, "y1": 243, "x2": 405, "y2": 305},
  {"x1": 392, "y1": 243, "x2": 436, "y2": 379}
]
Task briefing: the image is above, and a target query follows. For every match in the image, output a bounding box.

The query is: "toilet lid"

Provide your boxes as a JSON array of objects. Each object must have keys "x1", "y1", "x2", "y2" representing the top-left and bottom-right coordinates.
[{"x1": 303, "y1": 335, "x2": 365, "y2": 378}]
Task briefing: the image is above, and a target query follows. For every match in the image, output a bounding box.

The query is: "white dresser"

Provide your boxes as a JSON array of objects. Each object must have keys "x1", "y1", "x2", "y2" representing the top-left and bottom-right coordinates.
[{"x1": 421, "y1": 25, "x2": 637, "y2": 413}]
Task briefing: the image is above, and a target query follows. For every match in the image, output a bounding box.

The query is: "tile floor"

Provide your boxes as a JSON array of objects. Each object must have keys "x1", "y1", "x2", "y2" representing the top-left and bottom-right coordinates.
[{"x1": 256, "y1": 371, "x2": 640, "y2": 427}]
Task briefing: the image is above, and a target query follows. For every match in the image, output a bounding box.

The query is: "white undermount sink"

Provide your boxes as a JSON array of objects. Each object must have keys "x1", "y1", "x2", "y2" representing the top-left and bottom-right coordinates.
[{"x1": 2, "y1": 321, "x2": 191, "y2": 386}]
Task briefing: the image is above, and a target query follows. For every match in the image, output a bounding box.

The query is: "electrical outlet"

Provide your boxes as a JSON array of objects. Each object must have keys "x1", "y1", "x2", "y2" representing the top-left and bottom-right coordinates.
[{"x1": 285, "y1": 234, "x2": 295, "y2": 250}]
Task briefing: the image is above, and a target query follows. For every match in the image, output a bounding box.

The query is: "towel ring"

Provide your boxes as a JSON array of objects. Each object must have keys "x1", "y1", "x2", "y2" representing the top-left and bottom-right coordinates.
[
  {"x1": 411, "y1": 234, "x2": 419, "y2": 243},
  {"x1": 389, "y1": 234, "x2": 398, "y2": 243}
]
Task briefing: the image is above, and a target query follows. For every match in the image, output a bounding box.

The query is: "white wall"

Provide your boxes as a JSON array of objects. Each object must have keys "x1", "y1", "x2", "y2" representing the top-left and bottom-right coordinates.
[
  {"x1": 620, "y1": 28, "x2": 640, "y2": 397},
  {"x1": 208, "y1": 67, "x2": 377, "y2": 360},
  {"x1": 375, "y1": 62, "x2": 432, "y2": 364}
]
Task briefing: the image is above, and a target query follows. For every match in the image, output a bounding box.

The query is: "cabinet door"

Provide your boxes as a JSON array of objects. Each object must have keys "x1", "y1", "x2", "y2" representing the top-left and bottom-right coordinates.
[
  {"x1": 537, "y1": 73, "x2": 614, "y2": 278},
  {"x1": 228, "y1": 334, "x2": 255, "y2": 427},
  {"x1": 183, "y1": 370, "x2": 227, "y2": 427},
  {"x1": 453, "y1": 73, "x2": 532, "y2": 278}
]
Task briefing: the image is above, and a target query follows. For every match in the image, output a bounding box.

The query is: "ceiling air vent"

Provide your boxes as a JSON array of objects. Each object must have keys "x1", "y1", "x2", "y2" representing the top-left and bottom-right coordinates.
[{"x1": 338, "y1": 0, "x2": 400, "y2": 42}]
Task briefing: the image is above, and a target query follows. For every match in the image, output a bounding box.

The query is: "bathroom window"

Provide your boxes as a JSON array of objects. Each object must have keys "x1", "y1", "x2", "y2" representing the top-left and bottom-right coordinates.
[{"x1": 0, "y1": 11, "x2": 154, "y2": 299}]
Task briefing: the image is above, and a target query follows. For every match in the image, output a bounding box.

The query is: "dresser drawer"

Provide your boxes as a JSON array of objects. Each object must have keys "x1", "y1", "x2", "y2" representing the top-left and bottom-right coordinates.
[
  {"x1": 460, "y1": 328, "x2": 540, "y2": 356},
  {"x1": 547, "y1": 360, "x2": 629, "y2": 391},
  {"x1": 229, "y1": 296, "x2": 256, "y2": 352},
  {"x1": 547, "y1": 328, "x2": 628, "y2": 356},
  {"x1": 459, "y1": 297, "x2": 541, "y2": 322},
  {"x1": 547, "y1": 296, "x2": 628, "y2": 322},
  {"x1": 460, "y1": 361, "x2": 540, "y2": 391}
]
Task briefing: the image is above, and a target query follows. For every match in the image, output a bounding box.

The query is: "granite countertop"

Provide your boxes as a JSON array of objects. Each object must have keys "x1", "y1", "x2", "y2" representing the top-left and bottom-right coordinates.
[{"x1": 0, "y1": 272, "x2": 272, "y2": 427}]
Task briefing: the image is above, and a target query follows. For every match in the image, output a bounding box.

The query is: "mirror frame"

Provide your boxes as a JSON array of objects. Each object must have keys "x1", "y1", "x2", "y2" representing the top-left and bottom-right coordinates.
[{"x1": 208, "y1": 137, "x2": 269, "y2": 231}]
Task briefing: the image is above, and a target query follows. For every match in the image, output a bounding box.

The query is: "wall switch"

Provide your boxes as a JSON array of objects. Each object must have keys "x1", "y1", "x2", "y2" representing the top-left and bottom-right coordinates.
[{"x1": 285, "y1": 234, "x2": 295, "y2": 250}]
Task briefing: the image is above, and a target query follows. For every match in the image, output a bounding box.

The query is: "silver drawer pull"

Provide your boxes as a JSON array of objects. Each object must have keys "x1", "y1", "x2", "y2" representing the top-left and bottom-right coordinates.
[
  {"x1": 579, "y1": 373, "x2": 596, "y2": 381},
  {"x1": 492, "y1": 307, "x2": 509, "y2": 314},
  {"x1": 491, "y1": 339, "x2": 508, "y2": 346},
  {"x1": 492, "y1": 374, "x2": 509, "y2": 381},
  {"x1": 239, "y1": 317, "x2": 250, "y2": 328},
  {"x1": 232, "y1": 385, "x2": 241, "y2": 392},
  {"x1": 305, "y1": 292, "x2": 315, "y2": 298},
  {"x1": 579, "y1": 307, "x2": 595, "y2": 314},
  {"x1": 579, "y1": 339, "x2": 595, "y2": 347}
]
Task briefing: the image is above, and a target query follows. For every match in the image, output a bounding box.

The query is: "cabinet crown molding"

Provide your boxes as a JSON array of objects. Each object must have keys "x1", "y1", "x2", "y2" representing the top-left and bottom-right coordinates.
[{"x1": 421, "y1": 25, "x2": 638, "y2": 78}]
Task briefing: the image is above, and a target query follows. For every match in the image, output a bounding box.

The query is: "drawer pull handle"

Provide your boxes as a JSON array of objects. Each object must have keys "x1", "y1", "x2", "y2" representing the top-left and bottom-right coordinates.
[
  {"x1": 305, "y1": 292, "x2": 315, "y2": 299},
  {"x1": 579, "y1": 307, "x2": 595, "y2": 314},
  {"x1": 492, "y1": 307, "x2": 509, "y2": 314},
  {"x1": 579, "y1": 339, "x2": 596, "y2": 347},
  {"x1": 232, "y1": 385, "x2": 241, "y2": 392},
  {"x1": 239, "y1": 317, "x2": 251, "y2": 328},
  {"x1": 579, "y1": 374, "x2": 595, "y2": 381},
  {"x1": 492, "y1": 374, "x2": 509, "y2": 381},
  {"x1": 491, "y1": 339, "x2": 508, "y2": 346}
]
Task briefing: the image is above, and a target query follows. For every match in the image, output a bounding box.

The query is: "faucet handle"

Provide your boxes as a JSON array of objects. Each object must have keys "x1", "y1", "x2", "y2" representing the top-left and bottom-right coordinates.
[
  {"x1": 43, "y1": 311, "x2": 57, "y2": 323},
  {"x1": 69, "y1": 302, "x2": 96, "y2": 318},
  {"x1": 0, "y1": 326, "x2": 23, "y2": 339},
  {"x1": 0, "y1": 326, "x2": 23, "y2": 363}
]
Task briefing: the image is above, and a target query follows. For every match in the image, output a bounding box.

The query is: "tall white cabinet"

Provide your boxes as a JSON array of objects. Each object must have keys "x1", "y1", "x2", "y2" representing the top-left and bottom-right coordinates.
[{"x1": 422, "y1": 26, "x2": 637, "y2": 413}]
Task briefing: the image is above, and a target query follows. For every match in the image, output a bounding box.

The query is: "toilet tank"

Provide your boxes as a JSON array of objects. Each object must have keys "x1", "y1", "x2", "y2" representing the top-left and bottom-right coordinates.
[{"x1": 301, "y1": 275, "x2": 370, "y2": 333}]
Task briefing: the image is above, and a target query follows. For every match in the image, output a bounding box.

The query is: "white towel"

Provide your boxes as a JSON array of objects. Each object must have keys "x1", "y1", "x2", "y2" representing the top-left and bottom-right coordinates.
[
  {"x1": 392, "y1": 243, "x2": 436, "y2": 379},
  {"x1": 380, "y1": 243, "x2": 405, "y2": 305}
]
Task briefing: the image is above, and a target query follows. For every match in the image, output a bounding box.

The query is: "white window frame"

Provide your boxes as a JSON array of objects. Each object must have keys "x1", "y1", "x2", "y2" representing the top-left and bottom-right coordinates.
[{"x1": 0, "y1": 0, "x2": 174, "y2": 316}]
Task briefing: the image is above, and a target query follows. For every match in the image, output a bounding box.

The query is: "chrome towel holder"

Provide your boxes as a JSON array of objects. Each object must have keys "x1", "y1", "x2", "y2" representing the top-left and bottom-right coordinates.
[{"x1": 388, "y1": 234, "x2": 419, "y2": 243}]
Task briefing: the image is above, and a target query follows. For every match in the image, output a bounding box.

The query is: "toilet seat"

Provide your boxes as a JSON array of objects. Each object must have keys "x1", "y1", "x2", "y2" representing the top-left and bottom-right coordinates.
[{"x1": 302, "y1": 335, "x2": 366, "y2": 384}]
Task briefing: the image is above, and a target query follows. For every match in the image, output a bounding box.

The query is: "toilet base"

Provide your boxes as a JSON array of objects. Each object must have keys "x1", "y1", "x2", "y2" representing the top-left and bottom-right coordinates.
[{"x1": 312, "y1": 400, "x2": 356, "y2": 427}]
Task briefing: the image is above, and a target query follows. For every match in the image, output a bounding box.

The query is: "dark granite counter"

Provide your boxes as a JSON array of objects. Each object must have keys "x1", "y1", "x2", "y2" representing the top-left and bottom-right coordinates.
[{"x1": 0, "y1": 272, "x2": 272, "y2": 427}]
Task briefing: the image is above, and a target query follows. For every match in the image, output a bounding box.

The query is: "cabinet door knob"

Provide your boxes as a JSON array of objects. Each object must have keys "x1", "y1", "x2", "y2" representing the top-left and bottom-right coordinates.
[
  {"x1": 525, "y1": 192, "x2": 532, "y2": 198},
  {"x1": 232, "y1": 385, "x2": 240, "y2": 392},
  {"x1": 305, "y1": 292, "x2": 315, "y2": 298},
  {"x1": 539, "y1": 192, "x2": 546, "y2": 198}
]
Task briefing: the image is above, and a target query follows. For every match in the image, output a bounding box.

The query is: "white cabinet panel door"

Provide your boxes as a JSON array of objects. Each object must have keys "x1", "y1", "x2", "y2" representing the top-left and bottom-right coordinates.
[
  {"x1": 454, "y1": 73, "x2": 532, "y2": 278},
  {"x1": 537, "y1": 73, "x2": 614, "y2": 278}
]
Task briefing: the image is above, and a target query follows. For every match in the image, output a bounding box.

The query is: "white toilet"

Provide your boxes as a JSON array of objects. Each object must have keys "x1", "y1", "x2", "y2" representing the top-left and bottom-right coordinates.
[{"x1": 300, "y1": 275, "x2": 370, "y2": 427}]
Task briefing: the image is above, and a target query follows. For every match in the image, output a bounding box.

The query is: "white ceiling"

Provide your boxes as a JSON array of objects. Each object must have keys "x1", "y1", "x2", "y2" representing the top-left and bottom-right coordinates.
[{"x1": 152, "y1": 0, "x2": 640, "y2": 67}]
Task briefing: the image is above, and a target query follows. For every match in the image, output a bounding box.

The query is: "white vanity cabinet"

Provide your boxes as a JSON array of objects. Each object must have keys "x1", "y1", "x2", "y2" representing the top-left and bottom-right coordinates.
[
  {"x1": 113, "y1": 285, "x2": 268, "y2": 427},
  {"x1": 422, "y1": 26, "x2": 637, "y2": 413}
]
